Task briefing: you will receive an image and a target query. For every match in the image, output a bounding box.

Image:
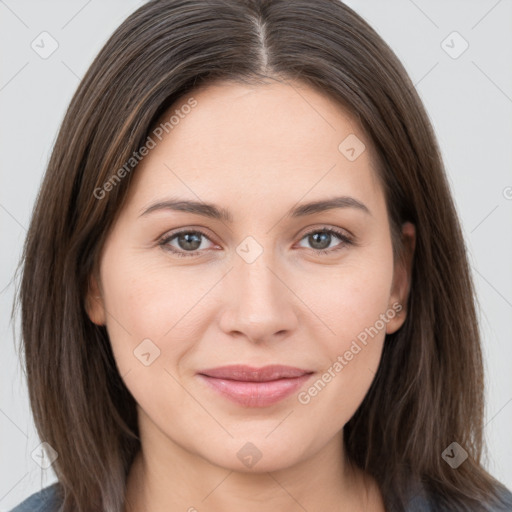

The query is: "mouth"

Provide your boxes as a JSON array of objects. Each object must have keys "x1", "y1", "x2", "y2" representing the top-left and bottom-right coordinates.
[{"x1": 196, "y1": 364, "x2": 315, "y2": 407}]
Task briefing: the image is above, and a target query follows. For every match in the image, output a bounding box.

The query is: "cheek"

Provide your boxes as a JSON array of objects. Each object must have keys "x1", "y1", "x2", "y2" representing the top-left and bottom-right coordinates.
[
  {"x1": 98, "y1": 255, "x2": 203, "y2": 415},
  {"x1": 293, "y1": 251, "x2": 394, "y2": 424},
  {"x1": 98, "y1": 243, "x2": 223, "y2": 386},
  {"x1": 303, "y1": 251, "x2": 394, "y2": 349}
]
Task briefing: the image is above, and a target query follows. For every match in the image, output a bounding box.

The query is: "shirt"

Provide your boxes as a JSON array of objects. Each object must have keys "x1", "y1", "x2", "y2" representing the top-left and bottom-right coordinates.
[{"x1": 8, "y1": 480, "x2": 512, "y2": 511}]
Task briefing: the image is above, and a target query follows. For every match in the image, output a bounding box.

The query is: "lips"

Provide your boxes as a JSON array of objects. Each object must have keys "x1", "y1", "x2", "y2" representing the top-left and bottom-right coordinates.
[
  {"x1": 196, "y1": 365, "x2": 314, "y2": 407},
  {"x1": 197, "y1": 364, "x2": 312, "y2": 381}
]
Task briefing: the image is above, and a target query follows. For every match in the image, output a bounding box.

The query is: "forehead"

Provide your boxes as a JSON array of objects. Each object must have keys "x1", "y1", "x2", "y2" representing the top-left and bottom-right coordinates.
[{"x1": 126, "y1": 80, "x2": 382, "y2": 213}]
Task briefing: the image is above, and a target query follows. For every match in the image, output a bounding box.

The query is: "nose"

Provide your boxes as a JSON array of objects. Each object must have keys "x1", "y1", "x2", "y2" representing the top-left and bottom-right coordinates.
[{"x1": 217, "y1": 250, "x2": 299, "y2": 344}]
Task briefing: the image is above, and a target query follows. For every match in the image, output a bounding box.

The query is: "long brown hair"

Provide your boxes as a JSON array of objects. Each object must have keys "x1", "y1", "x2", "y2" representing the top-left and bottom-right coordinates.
[{"x1": 14, "y1": 0, "x2": 511, "y2": 511}]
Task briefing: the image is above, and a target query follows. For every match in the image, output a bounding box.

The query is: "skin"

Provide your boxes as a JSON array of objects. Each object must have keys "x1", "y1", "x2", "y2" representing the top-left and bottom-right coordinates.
[{"x1": 86, "y1": 79, "x2": 415, "y2": 512}]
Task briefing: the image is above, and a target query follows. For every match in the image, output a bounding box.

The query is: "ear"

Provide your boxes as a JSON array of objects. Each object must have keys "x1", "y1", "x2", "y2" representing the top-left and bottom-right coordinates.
[
  {"x1": 386, "y1": 221, "x2": 416, "y2": 334},
  {"x1": 85, "y1": 272, "x2": 106, "y2": 326}
]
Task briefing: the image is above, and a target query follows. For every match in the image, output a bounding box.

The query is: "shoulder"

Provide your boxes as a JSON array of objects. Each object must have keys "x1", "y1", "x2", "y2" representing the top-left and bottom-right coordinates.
[
  {"x1": 404, "y1": 479, "x2": 512, "y2": 511},
  {"x1": 403, "y1": 480, "x2": 435, "y2": 512},
  {"x1": 485, "y1": 483, "x2": 512, "y2": 511},
  {"x1": 8, "y1": 483, "x2": 62, "y2": 512}
]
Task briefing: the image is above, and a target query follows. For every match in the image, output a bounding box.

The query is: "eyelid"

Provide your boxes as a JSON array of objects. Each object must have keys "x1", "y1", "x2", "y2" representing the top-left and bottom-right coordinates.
[{"x1": 296, "y1": 224, "x2": 354, "y2": 242}]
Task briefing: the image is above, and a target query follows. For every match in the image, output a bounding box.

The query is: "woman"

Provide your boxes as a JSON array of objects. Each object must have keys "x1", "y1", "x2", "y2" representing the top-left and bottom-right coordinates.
[{"x1": 10, "y1": 0, "x2": 512, "y2": 511}]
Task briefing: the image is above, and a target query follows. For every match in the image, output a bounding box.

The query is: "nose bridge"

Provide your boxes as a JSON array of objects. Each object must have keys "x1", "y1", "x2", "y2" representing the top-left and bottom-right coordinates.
[
  {"x1": 219, "y1": 239, "x2": 297, "y2": 342},
  {"x1": 236, "y1": 245, "x2": 279, "y2": 304}
]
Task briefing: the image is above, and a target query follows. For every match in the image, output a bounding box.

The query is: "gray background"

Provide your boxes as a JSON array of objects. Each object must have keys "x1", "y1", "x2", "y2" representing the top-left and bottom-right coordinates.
[{"x1": 1, "y1": 0, "x2": 511, "y2": 509}]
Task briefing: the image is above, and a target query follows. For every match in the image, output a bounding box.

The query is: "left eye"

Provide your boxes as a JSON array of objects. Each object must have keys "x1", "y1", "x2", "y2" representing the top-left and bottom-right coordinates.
[
  {"x1": 296, "y1": 228, "x2": 352, "y2": 253},
  {"x1": 159, "y1": 227, "x2": 353, "y2": 258}
]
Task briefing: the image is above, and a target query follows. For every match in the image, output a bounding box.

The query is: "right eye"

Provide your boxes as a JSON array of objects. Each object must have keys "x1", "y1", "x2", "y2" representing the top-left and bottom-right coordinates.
[{"x1": 158, "y1": 229, "x2": 216, "y2": 258}]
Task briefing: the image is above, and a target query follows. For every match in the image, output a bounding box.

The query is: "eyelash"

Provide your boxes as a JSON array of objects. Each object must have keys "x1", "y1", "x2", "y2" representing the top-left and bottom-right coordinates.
[{"x1": 158, "y1": 227, "x2": 354, "y2": 258}]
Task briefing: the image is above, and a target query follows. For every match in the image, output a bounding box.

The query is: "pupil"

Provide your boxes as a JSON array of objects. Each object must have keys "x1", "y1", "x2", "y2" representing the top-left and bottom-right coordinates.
[
  {"x1": 179, "y1": 233, "x2": 201, "y2": 250},
  {"x1": 310, "y1": 232, "x2": 330, "y2": 249}
]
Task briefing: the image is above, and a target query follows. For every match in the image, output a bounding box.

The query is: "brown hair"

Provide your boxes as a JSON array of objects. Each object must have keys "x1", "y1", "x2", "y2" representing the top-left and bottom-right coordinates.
[{"x1": 14, "y1": 0, "x2": 511, "y2": 511}]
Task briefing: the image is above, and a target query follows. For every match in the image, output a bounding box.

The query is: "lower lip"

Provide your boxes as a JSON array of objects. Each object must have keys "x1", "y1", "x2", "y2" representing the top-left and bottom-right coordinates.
[{"x1": 197, "y1": 373, "x2": 314, "y2": 407}]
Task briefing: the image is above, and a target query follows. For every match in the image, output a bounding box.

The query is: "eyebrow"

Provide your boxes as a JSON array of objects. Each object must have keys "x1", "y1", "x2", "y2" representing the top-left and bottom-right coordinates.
[{"x1": 139, "y1": 195, "x2": 371, "y2": 222}]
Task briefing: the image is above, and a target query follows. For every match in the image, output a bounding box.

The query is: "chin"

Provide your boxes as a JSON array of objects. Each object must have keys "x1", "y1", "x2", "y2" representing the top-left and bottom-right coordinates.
[{"x1": 203, "y1": 438, "x2": 308, "y2": 474}]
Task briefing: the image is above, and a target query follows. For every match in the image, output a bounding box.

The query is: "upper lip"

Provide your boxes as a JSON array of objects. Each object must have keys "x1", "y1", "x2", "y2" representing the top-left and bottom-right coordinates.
[{"x1": 197, "y1": 365, "x2": 313, "y2": 382}]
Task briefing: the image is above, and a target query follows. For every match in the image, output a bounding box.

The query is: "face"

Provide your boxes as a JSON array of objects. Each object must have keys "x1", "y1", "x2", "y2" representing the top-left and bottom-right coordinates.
[{"x1": 86, "y1": 80, "x2": 414, "y2": 473}]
